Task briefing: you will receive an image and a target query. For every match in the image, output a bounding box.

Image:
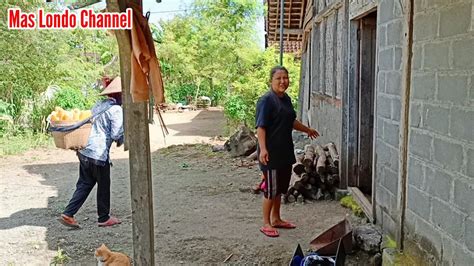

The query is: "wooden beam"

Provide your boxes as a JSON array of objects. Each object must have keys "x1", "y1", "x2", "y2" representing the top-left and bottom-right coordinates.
[
  {"x1": 397, "y1": 0, "x2": 414, "y2": 251},
  {"x1": 340, "y1": 0, "x2": 349, "y2": 190},
  {"x1": 298, "y1": 0, "x2": 306, "y2": 29},
  {"x1": 274, "y1": 0, "x2": 280, "y2": 42},
  {"x1": 106, "y1": 0, "x2": 155, "y2": 264},
  {"x1": 314, "y1": 1, "x2": 343, "y2": 24},
  {"x1": 287, "y1": 0, "x2": 292, "y2": 42},
  {"x1": 346, "y1": 20, "x2": 360, "y2": 187},
  {"x1": 332, "y1": 9, "x2": 338, "y2": 99},
  {"x1": 348, "y1": 187, "x2": 374, "y2": 222},
  {"x1": 302, "y1": 4, "x2": 313, "y2": 32},
  {"x1": 283, "y1": 28, "x2": 303, "y2": 35}
]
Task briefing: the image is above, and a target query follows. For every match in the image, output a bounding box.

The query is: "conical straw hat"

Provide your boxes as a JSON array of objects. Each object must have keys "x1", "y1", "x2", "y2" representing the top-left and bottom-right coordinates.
[{"x1": 99, "y1": 77, "x2": 122, "y2": 95}]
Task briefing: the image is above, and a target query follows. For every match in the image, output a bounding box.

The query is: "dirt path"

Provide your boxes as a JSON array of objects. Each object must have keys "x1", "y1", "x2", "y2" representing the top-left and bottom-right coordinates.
[{"x1": 0, "y1": 108, "x2": 360, "y2": 265}]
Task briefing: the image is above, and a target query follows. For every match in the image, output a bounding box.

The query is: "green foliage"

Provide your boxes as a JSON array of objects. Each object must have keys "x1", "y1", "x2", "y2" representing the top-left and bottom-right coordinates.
[
  {"x1": 0, "y1": 132, "x2": 52, "y2": 156},
  {"x1": 225, "y1": 47, "x2": 301, "y2": 128},
  {"x1": 0, "y1": 99, "x2": 15, "y2": 136},
  {"x1": 156, "y1": 1, "x2": 301, "y2": 131},
  {"x1": 166, "y1": 83, "x2": 196, "y2": 104},
  {"x1": 0, "y1": 1, "x2": 118, "y2": 137},
  {"x1": 384, "y1": 235, "x2": 397, "y2": 249},
  {"x1": 0, "y1": 99, "x2": 15, "y2": 117},
  {"x1": 53, "y1": 87, "x2": 101, "y2": 110},
  {"x1": 156, "y1": 0, "x2": 263, "y2": 105},
  {"x1": 224, "y1": 94, "x2": 247, "y2": 121},
  {"x1": 50, "y1": 247, "x2": 70, "y2": 266},
  {"x1": 340, "y1": 195, "x2": 365, "y2": 217}
]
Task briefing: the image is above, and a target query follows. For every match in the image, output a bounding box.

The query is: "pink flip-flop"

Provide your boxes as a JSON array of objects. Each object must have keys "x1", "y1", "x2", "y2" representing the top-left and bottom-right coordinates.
[
  {"x1": 260, "y1": 227, "x2": 279, "y2": 237},
  {"x1": 273, "y1": 221, "x2": 296, "y2": 229}
]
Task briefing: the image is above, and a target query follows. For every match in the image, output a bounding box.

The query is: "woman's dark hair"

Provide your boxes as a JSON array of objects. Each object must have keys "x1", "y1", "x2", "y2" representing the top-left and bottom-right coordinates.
[{"x1": 269, "y1": 65, "x2": 289, "y2": 81}]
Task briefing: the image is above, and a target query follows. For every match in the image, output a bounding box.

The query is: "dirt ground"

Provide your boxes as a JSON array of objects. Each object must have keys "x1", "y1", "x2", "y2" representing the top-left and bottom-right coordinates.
[{"x1": 0, "y1": 108, "x2": 370, "y2": 265}]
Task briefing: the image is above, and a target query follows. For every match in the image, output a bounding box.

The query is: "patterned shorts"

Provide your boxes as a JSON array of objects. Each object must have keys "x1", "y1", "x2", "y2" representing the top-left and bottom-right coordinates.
[{"x1": 262, "y1": 166, "x2": 292, "y2": 199}]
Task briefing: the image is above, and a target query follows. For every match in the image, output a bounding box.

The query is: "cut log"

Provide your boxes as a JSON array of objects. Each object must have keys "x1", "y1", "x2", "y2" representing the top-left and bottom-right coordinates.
[
  {"x1": 293, "y1": 182, "x2": 305, "y2": 193},
  {"x1": 312, "y1": 154, "x2": 320, "y2": 168},
  {"x1": 293, "y1": 151, "x2": 306, "y2": 175},
  {"x1": 315, "y1": 188, "x2": 324, "y2": 200},
  {"x1": 314, "y1": 144, "x2": 327, "y2": 175},
  {"x1": 323, "y1": 191, "x2": 333, "y2": 200},
  {"x1": 303, "y1": 144, "x2": 315, "y2": 168},
  {"x1": 299, "y1": 187, "x2": 314, "y2": 200},
  {"x1": 293, "y1": 190, "x2": 300, "y2": 197},
  {"x1": 327, "y1": 174, "x2": 340, "y2": 186},
  {"x1": 246, "y1": 150, "x2": 257, "y2": 161},
  {"x1": 293, "y1": 163, "x2": 305, "y2": 175},
  {"x1": 295, "y1": 152, "x2": 304, "y2": 163},
  {"x1": 287, "y1": 194, "x2": 296, "y2": 203},
  {"x1": 326, "y1": 155, "x2": 339, "y2": 175},
  {"x1": 289, "y1": 173, "x2": 303, "y2": 187},
  {"x1": 297, "y1": 194, "x2": 305, "y2": 203},
  {"x1": 326, "y1": 142, "x2": 340, "y2": 167},
  {"x1": 301, "y1": 173, "x2": 310, "y2": 184},
  {"x1": 287, "y1": 187, "x2": 295, "y2": 196}
]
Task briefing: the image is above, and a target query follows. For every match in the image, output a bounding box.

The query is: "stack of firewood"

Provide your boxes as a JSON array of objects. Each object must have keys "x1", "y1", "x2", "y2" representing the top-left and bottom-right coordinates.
[{"x1": 284, "y1": 142, "x2": 340, "y2": 204}]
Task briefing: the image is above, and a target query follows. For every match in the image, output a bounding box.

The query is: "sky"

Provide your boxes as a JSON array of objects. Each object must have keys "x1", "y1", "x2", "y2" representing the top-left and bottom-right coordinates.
[{"x1": 141, "y1": 0, "x2": 266, "y2": 48}]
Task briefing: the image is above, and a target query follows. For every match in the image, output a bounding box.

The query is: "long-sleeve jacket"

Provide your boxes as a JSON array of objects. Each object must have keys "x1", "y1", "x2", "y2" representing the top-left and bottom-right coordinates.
[{"x1": 79, "y1": 99, "x2": 124, "y2": 165}]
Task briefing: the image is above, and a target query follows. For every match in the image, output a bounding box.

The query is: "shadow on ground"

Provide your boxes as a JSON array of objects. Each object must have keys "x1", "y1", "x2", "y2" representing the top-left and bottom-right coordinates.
[{"x1": 0, "y1": 143, "x2": 371, "y2": 264}]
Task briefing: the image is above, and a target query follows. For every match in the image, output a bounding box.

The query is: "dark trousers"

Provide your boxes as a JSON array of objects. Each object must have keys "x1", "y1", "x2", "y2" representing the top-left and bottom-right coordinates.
[{"x1": 63, "y1": 155, "x2": 110, "y2": 223}]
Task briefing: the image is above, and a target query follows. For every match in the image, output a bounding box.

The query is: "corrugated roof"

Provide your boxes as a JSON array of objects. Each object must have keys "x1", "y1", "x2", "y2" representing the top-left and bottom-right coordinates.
[{"x1": 265, "y1": 0, "x2": 307, "y2": 54}]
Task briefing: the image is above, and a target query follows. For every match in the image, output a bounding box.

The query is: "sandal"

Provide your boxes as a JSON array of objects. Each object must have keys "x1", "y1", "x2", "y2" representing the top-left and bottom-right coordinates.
[
  {"x1": 58, "y1": 214, "x2": 80, "y2": 229},
  {"x1": 260, "y1": 226, "x2": 279, "y2": 237},
  {"x1": 272, "y1": 221, "x2": 296, "y2": 229}
]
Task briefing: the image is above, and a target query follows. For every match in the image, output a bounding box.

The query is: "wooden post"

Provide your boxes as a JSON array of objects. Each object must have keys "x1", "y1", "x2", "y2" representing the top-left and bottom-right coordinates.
[
  {"x1": 340, "y1": 0, "x2": 349, "y2": 189},
  {"x1": 106, "y1": 0, "x2": 155, "y2": 264},
  {"x1": 279, "y1": 0, "x2": 285, "y2": 65},
  {"x1": 397, "y1": 0, "x2": 414, "y2": 251}
]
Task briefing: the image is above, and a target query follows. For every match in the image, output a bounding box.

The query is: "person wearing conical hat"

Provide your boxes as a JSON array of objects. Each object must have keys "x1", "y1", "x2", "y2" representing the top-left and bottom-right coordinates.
[{"x1": 59, "y1": 77, "x2": 124, "y2": 228}]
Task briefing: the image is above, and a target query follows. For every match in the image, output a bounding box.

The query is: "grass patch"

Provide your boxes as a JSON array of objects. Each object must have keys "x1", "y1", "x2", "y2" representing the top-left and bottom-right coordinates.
[
  {"x1": 340, "y1": 195, "x2": 365, "y2": 217},
  {"x1": 0, "y1": 132, "x2": 53, "y2": 156},
  {"x1": 50, "y1": 247, "x2": 70, "y2": 265},
  {"x1": 384, "y1": 235, "x2": 397, "y2": 249}
]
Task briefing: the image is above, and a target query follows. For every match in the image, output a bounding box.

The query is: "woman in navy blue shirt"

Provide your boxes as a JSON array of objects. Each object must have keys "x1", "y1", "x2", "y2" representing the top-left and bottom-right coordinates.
[{"x1": 256, "y1": 66, "x2": 319, "y2": 237}]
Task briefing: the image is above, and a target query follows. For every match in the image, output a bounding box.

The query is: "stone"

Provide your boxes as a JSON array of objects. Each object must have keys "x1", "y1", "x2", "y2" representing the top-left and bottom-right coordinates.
[
  {"x1": 211, "y1": 144, "x2": 226, "y2": 152},
  {"x1": 224, "y1": 126, "x2": 257, "y2": 157},
  {"x1": 353, "y1": 225, "x2": 382, "y2": 254},
  {"x1": 297, "y1": 194, "x2": 305, "y2": 203},
  {"x1": 369, "y1": 252, "x2": 382, "y2": 266}
]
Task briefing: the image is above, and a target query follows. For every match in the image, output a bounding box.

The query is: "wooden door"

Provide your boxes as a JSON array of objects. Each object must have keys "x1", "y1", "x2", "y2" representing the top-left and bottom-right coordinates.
[{"x1": 357, "y1": 14, "x2": 376, "y2": 194}]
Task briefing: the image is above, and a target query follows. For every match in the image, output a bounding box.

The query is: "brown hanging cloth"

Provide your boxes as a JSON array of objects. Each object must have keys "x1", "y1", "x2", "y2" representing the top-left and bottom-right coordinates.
[{"x1": 128, "y1": 3, "x2": 168, "y2": 139}]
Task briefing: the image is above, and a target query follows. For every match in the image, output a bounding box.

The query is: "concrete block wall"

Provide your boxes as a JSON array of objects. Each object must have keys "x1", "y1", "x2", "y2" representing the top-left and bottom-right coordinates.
[
  {"x1": 305, "y1": 3, "x2": 345, "y2": 153},
  {"x1": 309, "y1": 94, "x2": 342, "y2": 149},
  {"x1": 405, "y1": 0, "x2": 474, "y2": 264},
  {"x1": 349, "y1": 0, "x2": 378, "y2": 19},
  {"x1": 374, "y1": 0, "x2": 405, "y2": 238}
]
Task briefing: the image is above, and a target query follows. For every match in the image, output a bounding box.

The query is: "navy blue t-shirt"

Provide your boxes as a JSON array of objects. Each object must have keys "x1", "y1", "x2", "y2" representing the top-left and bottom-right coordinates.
[{"x1": 255, "y1": 90, "x2": 296, "y2": 170}]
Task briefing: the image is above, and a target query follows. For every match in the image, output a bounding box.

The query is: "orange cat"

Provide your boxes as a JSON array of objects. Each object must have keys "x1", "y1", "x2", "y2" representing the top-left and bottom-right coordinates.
[{"x1": 95, "y1": 244, "x2": 131, "y2": 266}]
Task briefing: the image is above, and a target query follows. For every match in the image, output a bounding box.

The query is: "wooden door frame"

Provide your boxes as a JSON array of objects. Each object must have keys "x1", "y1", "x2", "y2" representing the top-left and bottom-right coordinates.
[{"x1": 343, "y1": 11, "x2": 378, "y2": 223}]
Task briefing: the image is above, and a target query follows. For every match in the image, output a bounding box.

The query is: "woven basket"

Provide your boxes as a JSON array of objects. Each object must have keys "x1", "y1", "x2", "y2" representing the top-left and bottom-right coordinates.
[{"x1": 51, "y1": 122, "x2": 92, "y2": 150}]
